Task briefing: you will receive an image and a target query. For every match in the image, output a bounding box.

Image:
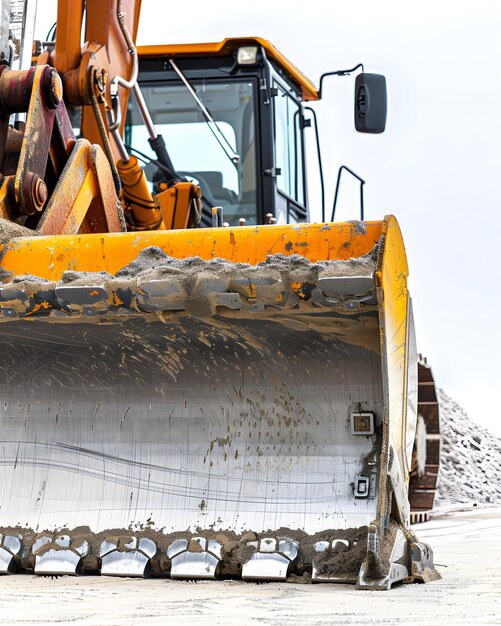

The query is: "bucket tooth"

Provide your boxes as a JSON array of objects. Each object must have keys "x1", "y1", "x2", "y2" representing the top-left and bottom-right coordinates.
[
  {"x1": 33, "y1": 535, "x2": 88, "y2": 576},
  {"x1": 55, "y1": 285, "x2": 107, "y2": 306},
  {"x1": 410, "y1": 542, "x2": 441, "y2": 583},
  {"x1": 186, "y1": 277, "x2": 234, "y2": 316},
  {"x1": 0, "y1": 287, "x2": 28, "y2": 301},
  {"x1": 54, "y1": 285, "x2": 108, "y2": 317},
  {"x1": 0, "y1": 534, "x2": 21, "y2": 574},
  {"x1": 311, "y1": 275, "x2": 376, "y2": 310},
  {"x1": 136, "y1": 278, "x2": 184, "y2": 312},
  {"x1": 214, "y1": 292, "x2": 242, "y2": 309},
  {"x1": 311, "y1": 538, "x2": 361, "y2": 583},
  {"x1": 100, "y1": 537, "x2": 157, "y2": 577},
  {"x1": 241, "y1": 537, "x2": 298, "y2": 581},
  {"x1": 0, "y1": 286, "x2": 30, "y2": 318},
  {"x1": 317, "y1": 276, "x2": 374, "y2": 298},
  {"x1": 230, "y1": 277, "x2": 298, "y2": 309},
  {"x1": 167, "y1": 537, "x2": 222, "y2": 580},
  {"x1": 357, "y1": 526, "x2": 409, "y2": 590}
]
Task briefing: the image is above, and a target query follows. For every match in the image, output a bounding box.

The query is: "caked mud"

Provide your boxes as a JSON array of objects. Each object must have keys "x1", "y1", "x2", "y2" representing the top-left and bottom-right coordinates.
[
  {"x1": 0, "y1": 218, "x2": 37, "y2": 245},
  {"x1": 2, "y1": 524, "x2": 369, "y2": 579},
  {"x1": 0, "y1": 245, "x2": 379, "y2": 315}
]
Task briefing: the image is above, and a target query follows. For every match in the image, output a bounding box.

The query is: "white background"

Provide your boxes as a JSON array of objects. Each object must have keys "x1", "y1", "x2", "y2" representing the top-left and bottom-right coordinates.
[{"x1": 33, "y1": 0, "x2": 501, "y2": 435}]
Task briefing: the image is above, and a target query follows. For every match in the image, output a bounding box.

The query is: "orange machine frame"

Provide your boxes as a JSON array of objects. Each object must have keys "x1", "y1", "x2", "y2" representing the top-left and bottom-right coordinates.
[{"x1": 137, "y1": 37, "x2": 320, "y2": 102}]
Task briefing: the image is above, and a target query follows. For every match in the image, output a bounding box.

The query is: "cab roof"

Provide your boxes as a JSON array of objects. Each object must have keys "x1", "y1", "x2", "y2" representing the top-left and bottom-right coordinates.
[{"x1": 137, "y1": 37, "x2": 320, "y2": 101}]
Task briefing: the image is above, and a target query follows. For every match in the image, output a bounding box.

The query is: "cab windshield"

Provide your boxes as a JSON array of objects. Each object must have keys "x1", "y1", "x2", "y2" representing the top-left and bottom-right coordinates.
[{"x1": 126, "y1": 80, "x2": 258, "y2": 226}]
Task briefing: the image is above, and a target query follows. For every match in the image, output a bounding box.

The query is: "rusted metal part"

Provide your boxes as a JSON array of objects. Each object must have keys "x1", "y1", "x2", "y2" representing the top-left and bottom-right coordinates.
[
  {"x1": 0, "y1": 66, "x2": 59, "y2": 218},
  {"x1": 409, "y1": 357, "x2": 441, "y2": 523},
  {"x1": 43, "y1": 67, "x2": 64, "y2": 109},
  {"x1": 37, "y1": 138, "x2": 125, "y2": 235},
  {"x1": 0, "y1": 65, "x2": 61, "y2": 115},
  {"x1": 49, "y1": 101, "x2": 78, "y2": 176},
  {"x1": 0, "y1": 66, "x2": 35, "y2": 114},
  {"x1": 89, "y1": 143, "x2": 126, "y2": 232},
  {"x1": 3, "y1": 126, "x2": 24, "y2": 160},
  {"x1": 61, "y1": 50, "x2": 100, "y2": 107},
  {"x1": 0, "y1": 72, "x2": 9, "y2": 171},
  {"x1": 0, "y1": 98, "x2": 75, "y2": 223},
  {"x1": 0, "y1": 71, "x2": 76, "y2": 221},
  {"x1": 36, "y1": 138, "x2": 90, "y2": 233},
  {"x1": 0, "y1": 61, "x2": 123, "y2": 233},
  {"x1": 27, "y1": 172, "x2": 47, "y2": 208}
]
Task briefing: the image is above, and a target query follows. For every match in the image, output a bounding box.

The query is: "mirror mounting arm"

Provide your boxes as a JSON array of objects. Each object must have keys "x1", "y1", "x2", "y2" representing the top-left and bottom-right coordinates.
[{"x1": 318, "y1": 63, "x2": 364, "y2": 99}]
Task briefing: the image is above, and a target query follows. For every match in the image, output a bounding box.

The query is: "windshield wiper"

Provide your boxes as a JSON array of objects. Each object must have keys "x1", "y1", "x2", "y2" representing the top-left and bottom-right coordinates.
[{"x1": 168, "y1": 58, "x2": 240, "y2": 167}]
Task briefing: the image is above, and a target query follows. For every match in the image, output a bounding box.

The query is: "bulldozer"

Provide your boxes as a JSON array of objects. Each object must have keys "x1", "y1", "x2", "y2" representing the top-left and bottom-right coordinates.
[{"x1": 0, "y1": 0, "x2": 440, "y2": 588}]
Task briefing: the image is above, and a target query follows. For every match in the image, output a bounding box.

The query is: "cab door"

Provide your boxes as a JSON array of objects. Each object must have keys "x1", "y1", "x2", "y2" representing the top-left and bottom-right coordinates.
[{"x1": 272, "y1": 81, "x2": 307, "y2": 223}]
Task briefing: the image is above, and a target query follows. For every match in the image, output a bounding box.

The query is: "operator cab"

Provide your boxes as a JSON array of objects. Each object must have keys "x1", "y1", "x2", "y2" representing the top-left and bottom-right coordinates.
[{"x1": 127, "y1": 38, "x2": 319, "y2": 227}]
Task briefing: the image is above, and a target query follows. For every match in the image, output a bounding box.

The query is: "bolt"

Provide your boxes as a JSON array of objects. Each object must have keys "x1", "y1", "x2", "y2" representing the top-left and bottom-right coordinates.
[
  {"x1": 43, "y1": 68, "x2": 63, "y2": 109},
  {"x1": 9, "y1": 173, "x2": 48, "y2": 216},
  {"x1": 34, "y1": 177, "x2": 48, "y2": 208},
  {"x1": 26, "y1": 173, "x2": 47, "y2": 214},
  {"x1": 95, "y1": 68, "x2": 107, "y2": 94}
]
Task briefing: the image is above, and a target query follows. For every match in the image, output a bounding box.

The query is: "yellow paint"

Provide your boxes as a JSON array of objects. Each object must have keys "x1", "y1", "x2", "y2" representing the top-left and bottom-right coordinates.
[
  {"x1": 0, "y1": 221, "x2": 383, "y2": 281},
  {"x1": 376, "y1": 215, "x2": 412, "y2": 521},
  {"x1": 62, "y1": 169, "x2": 97, "y2": 232}
]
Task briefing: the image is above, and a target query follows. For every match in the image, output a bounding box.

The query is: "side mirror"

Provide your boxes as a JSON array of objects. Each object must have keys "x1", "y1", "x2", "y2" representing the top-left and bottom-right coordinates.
[{"x1": 354, "y1": 73, "x2": 387, "y2": 134}]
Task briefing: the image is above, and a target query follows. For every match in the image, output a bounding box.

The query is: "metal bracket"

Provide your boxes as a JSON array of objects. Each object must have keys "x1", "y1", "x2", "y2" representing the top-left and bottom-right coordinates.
[{"x1": 331, "y1": 165, "x2": 365, "y2": 221}]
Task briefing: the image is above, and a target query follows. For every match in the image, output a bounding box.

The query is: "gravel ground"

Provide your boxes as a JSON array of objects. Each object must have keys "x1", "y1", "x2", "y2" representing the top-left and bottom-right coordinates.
[{"x1": 436, "y1": 390, "x2": 501, "y2": 506}]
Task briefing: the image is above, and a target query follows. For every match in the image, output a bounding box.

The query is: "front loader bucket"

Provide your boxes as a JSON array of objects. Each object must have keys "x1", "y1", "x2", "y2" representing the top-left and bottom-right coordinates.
[{"x1": 0, "y1": 217, "x2": 439, "y2": 587}]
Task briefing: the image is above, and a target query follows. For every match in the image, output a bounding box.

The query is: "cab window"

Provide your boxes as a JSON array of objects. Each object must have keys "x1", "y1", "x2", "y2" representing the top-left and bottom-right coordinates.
[{"x1": 273, "y1": 83, "x2": 304, "y2": 206}]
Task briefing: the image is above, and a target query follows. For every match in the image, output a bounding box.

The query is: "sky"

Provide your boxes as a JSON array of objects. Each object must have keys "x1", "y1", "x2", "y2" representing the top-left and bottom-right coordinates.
[{"x1": 33, "y1": 0, "x2": 501, "y2": 435}]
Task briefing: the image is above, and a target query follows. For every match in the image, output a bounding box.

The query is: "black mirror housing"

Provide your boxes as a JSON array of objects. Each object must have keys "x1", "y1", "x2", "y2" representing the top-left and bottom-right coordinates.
[{"x1": 354, "y1": 73, "x2": 387, "y2": 134}]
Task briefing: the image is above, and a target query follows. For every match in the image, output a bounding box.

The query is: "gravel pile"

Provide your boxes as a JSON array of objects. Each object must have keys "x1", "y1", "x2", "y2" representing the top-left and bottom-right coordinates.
[{"x1": 436, "y1": 389, "x2": 501, "y2": 506}]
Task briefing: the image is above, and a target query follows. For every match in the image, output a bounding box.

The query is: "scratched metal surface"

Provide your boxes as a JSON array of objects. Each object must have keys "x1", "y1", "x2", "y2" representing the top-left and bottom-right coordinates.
[{"x1": 0, "y1": 311, "x2": 382, "y2": 535}]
